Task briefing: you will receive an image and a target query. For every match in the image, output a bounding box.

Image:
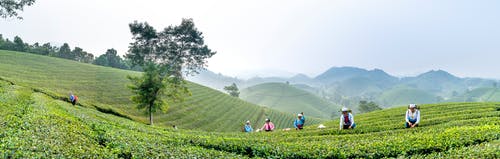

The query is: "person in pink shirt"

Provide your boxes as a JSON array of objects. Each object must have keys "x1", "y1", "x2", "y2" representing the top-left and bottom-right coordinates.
[{"x1": 260, "y1": 118, "x2": 275, "y2": 132}]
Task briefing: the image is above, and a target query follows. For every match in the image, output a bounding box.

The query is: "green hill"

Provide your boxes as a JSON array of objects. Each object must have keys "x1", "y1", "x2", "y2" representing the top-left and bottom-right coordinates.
[
  {"x1": 240, "y1": 82, "x2": 342, "y2": 119},
  {"x1": 330, "y1": 77, "x2": 384, "y2": 96},
  {"x1": 1, "y1": 79, "x2": 498, "y2": 158},
  {"x1": 377, "y1": 86, "x2": 439, "y2": 107},
  {"x1": 0, "y1": 50, "x2": 322, "y2": 132},
  {"x1": 447, "y1": 87, "x2": 500, "y2": 102}
]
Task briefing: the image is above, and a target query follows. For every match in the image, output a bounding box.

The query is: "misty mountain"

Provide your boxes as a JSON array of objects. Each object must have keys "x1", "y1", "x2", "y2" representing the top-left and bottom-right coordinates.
[
  {"x1": 288, "y1": 73, "x2": 314, "y2": 85},
  {"x1": 315, "y1": 67, "x2": 399, "y2": 97},
  {"x1": 240, "y1": 83, "x2": 341, "y2": 119},
  {"x1": 316, "y1": 67, "x2": 397, "y2": 85},
  {"x1": 187, "y1": 69, "x2": 243, "y2": 91},
  {"x1": 399, "y1": 70, "x2": 464, "y2": 96},
  {"x1": 316, "y1": 67, "x2": 382, "y2": 83},
  {"x1": 188, "y1": 67, "x2": 499, "y2": 109},
  {"x1": 245, "y1": 76, "x2": 288, "y2": 88}
]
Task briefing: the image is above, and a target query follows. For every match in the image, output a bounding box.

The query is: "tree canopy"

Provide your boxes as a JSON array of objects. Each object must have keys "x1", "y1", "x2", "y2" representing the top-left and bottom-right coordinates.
[
  {"x1": 126, "y1": 18, "x2": 216, "y2": 125},
  {"x1": 0, "y1": 0, "x2": 36, "y2": 19},
  {"x1": 224, "y1": 83, "x2": 240, "y2": 97},
  {"x1": 93, "y1": 48, "x2": 128, "y2": 69}
]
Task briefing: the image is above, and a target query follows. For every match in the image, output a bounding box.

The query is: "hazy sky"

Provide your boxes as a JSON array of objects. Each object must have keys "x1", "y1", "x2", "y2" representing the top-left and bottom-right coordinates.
[{"x1": 1, "y1": 0, "x2": 499, "y2": 79}]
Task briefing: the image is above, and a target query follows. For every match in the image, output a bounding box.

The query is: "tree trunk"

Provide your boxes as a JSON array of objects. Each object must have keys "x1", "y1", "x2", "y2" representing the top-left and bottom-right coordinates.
[{"x1": 149, "y1": 103, "x2": 153, "y2": 126}]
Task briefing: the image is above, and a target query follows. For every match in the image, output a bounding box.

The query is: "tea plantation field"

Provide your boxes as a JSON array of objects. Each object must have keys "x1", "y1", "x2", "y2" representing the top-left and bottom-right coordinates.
[
  {"x1": 0, "y1": 50, "x2": 499, "y2": 158},
  {"x1": 0, "y1": 50, "x2": 323, "y2": 132},
  {"x1": 1, "y1": 80, "x2": 498, "y2": 158}
]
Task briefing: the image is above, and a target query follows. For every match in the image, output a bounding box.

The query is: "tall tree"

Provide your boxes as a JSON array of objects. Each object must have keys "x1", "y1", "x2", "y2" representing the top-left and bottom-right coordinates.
[
  {"x1": 0, "y1": 0, "x2": 36, "y2": 19},
  {"x1": 28, "y1": 42, "x2": 46, "y2": 55},
  {"x1": 125, "y1": 18, "x2": 216, "y2": 125},
  {"x1": 1, "y1": 38, "x2": 15, "y2": 50},
  {"x1": 80, "y1": 51, "x2": 94, "y2": 63},
  {"x1": 41, "y1": 42, "x2": 57, "y2": 56},
  {"x1": 93, "y1": 54, "x2": 108, "y2": 66},
  {"x1": 93, "y1": 48, "x2": 127, "y2": 69},
  {"x1": 224, "y1": 83, "x2": 240, "y2": 97},
  {"x1": 57, "y1": 43, "x2": 72, "y2": 59},
  {"x1": 104, "y1": 48, "x2": 126, "y2": 68},
  {"x1": 13, "y1": 36, "x2": 26, "y2": 52},
  {"x1": 0, "y1": 34, "x2": 4, "y2": 48},
  {"x1": 72, "y1": 47, "x2": 84, "y2": 61}
]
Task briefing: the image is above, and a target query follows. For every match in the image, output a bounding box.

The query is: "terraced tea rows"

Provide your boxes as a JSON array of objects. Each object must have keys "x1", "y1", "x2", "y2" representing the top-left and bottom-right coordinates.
[
  {"x1": 0, "y1": 50, "x2": 323, "y2": 132},
  {"x1": 186, "y1": 102, "x2": 499, "y2": 158},
  {"x1": 0, "y1": 81, "x2": 248, "y2": 158},
  {"x1": 1, "y1": 50, "x2": 499, "y2": 158},
  {"x1": 1, "y1": 80, "x2": 498, "y2": 158}
]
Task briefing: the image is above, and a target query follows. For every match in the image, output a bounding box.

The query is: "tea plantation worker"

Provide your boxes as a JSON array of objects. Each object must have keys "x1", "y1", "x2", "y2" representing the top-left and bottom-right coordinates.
[
  {"x1": 294, "y1": 113, "x2": 305, "y2": 130},
  {"x1": 69, "y1": 92, "x2": 78, "y2": 106},
  {"x1": 339, "y1": 107, "x2": 356, "y2": 130},
  {"x1": 300, "y1": 112, "x2": 305, "y2": 125},
  {"x1": 405, "y1": 104, "x2": 420, "y2": 128},
  {"x1": 260, "y1": 118, "x2": 275, "y2": 132},
  {"x1": 244, "y1": 120, "x2": 253, "y2": 132}
]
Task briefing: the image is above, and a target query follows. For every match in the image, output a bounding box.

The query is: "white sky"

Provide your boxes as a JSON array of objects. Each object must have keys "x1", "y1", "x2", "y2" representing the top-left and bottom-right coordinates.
[{"x1": 1, "y1": 0, "x2": 499, "y2": 79}]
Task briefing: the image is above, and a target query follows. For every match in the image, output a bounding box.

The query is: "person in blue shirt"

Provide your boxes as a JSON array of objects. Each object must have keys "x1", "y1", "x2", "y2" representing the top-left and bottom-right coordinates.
[
  {"x1": 340, "y1": 107, "x2": 356, "y2": 130},
  {"x1": 69, "y1": 92, "x2": 78, "y2": 106},
  {"x1": 294, "y1": 112, "x2": 305, "y2": 130},
  {"x1": 244, "y1": 120, "x2": 253, "y2": 132},
  {"x1": 405, "y1": 104, "x2": 421, "y2": 128}
]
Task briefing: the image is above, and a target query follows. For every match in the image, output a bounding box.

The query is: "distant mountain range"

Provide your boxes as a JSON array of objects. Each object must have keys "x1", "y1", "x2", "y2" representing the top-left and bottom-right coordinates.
[
  {"x1": 240, "y1": 83, "x2": 342, "y2": 119},
  {"x1": 188, "y1": 67, "x2": 500, "y2": 110}
]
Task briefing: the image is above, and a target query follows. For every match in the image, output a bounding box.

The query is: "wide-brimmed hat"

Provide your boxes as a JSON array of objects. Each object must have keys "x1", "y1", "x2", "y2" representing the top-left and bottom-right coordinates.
[
  {"x1": 298, "y1": 113, "x2": 303, "y2": 117},
  {"x1": 341, "y1": 107, "x2": 349, "y2": 112},
  {"x1": 265, "y1": 118, "x2": 270, "y2": 122},
  {"x1": 409, "y1": 104, "x2": 417, "y2": 108}
]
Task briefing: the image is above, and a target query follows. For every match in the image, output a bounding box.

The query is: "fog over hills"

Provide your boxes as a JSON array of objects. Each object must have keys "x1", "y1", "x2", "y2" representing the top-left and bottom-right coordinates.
[{"x1": 188, "y1": 67, "x2": 499, "y2": 110}]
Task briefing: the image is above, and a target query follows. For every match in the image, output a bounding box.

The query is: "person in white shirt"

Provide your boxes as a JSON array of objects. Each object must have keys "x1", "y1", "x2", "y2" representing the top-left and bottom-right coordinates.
[
  {"x1": 405, "y1": 104, "x2": 420, "y2": 128},
  {"x1": 339, "y1": 107, "x2": 356, "y2": 130}
]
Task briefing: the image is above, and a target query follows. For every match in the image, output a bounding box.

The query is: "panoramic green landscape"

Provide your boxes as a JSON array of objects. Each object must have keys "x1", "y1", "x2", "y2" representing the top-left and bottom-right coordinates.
[
  {"x1": 1, "y1": 55, "x2": 499, "y2": 157},
  {"x1": 0, "y1": 51, "x2": 317, "y2": 132},
  {"x1": 2, "y1": 0, "x2": 500, "y2": 158},
  {"x1": 1, "y1": 48, "x2": 499, "y2": 158}
]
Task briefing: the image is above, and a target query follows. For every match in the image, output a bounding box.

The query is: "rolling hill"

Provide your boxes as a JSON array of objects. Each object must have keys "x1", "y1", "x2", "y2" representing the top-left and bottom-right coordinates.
[
  {"x1": 315, "y1": 67, "x2": 398, "y2": 86},
  {"x1": 376, "y1": 86, "x2": 439, "y2": 107},
  {"x1": 240, "y1": 82, "x2": 342, "y2": 119},
  {"x1": 0, "y1": 50, "x2": 322, "y2": 132},
  {"x1": 1, "y1": 79, "x2": 498, "y2": 158},
  {"x1": 186, "y1": 69, "x2": 244, "y2": 91},
  {"x1": 447, "y1": 87, "x2": 500, "y2": 102},
  {"x1": 399, "y1": 70, "x2": 465, "y2": 96},
  {"x1": 190, "y1": 67, "x2": 500, "y2": 110}
]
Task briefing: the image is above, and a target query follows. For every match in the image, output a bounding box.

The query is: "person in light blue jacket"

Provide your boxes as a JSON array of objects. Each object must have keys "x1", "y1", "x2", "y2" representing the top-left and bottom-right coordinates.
[
  {"x1": 294, "y1": 112, "x2": 305, "y2": 130},
  {"x1": 244, "y1": 120, "x2": 253, "y2": 132},
  {"x1": 405, "y1": 104, "x2": 421, "y2": 128},
  {"x1": 340, "y1": 107, "x2": 356, "y2": 130}
]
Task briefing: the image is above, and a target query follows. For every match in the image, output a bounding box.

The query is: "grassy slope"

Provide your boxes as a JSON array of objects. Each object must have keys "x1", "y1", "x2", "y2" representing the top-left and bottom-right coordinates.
[
  {"x1": 0, "y1": 80, "x2": 248, "y2": 158},
  {"x1": 1, "y1": 80, "x2": 498, "y2": 158},
  {"x1": 377, "y1": 86, "x2": 438, "y2": 107},
  {"x1": 0, "y1": 50, "x2": 322, "y2": 132},
  {"x1": 447, "y1": 87, "x2": 500, "y2": 102},
  {"x1": 240, "y1": 82, "x2": 342, "y2": 119}
]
